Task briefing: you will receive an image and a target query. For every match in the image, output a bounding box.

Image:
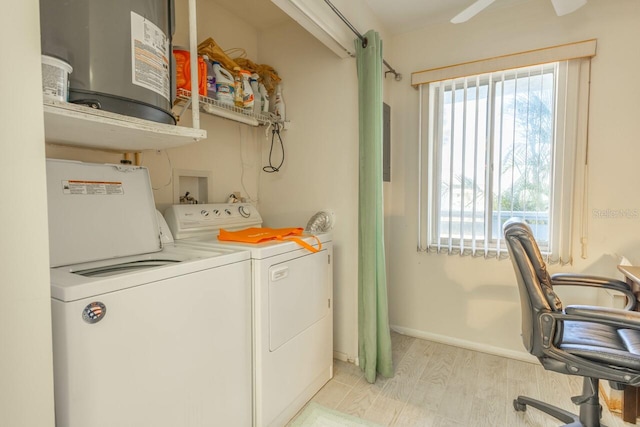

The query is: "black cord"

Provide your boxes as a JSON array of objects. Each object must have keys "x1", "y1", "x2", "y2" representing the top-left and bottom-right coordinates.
[{"x1": 263, "y1": 122, "x2": 285, "y2": 173}]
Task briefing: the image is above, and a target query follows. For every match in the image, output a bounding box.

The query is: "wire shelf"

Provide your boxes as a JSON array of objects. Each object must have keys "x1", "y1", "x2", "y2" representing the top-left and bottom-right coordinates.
[{"x1": 176, "y1": 88, "x2": 273, "y2": 126}]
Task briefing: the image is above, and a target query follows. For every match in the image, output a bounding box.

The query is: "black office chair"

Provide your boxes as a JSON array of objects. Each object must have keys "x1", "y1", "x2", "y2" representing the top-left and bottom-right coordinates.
[{"x1": 503, "y1": 218, "x2": 640, "y2": 427}]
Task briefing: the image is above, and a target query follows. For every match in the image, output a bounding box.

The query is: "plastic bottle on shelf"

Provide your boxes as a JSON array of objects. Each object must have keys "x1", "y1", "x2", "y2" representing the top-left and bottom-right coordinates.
[
  {"x1": 213, "y1": 61, "x2": 235, "y2": 107},
  {"x1": 239, "y1": 70, "x2": 254, "y2": 111},
  {"x1": 273, "y1": 84, "x2": 285, "y2": 122},
  {"x1": 250, "y1": 73, "x2": 261, "y2": 115},
  {"x1": 196, "y1": 56, "x2": 207, "y2": 96},
  {"x1": 203, "y1": 55, "x2": 216, "y2": 99},
  {"x1": 259, "y1": 82, "x2": 269, "y2": 113},
  {"x1": 233, "y1": 67, "x2": 244, "y2": 108}
]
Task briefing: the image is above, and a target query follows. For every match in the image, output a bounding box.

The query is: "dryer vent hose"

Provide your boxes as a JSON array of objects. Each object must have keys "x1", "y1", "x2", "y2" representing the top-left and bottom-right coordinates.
[{"x1": 305, "y1": 211, "x2": 334, "y2": 233}]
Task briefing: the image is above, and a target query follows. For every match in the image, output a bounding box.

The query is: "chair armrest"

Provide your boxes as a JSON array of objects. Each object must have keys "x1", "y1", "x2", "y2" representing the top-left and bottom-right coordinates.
[
  {"x1": 551, "y1": 273, "x2": 636, "y2": 311},
  {"x1": 564, "y1": 305, "x2": 640, "y2": 330},
  {"x1": 539, "y1": 307, "x2": 640, "y2": 385}
]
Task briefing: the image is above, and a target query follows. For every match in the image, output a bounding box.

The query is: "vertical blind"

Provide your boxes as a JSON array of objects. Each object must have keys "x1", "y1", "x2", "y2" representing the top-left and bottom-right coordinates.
[{"x1": 428, "y1": 64, "x2": 561, "y2": 258}]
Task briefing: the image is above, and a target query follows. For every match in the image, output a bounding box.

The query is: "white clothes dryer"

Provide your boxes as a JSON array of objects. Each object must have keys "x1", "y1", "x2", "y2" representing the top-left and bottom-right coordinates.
[
  {"x1": 47, "y1": 160, "x2": 252, "y2": 427},
  {"x1": 165, "y1": 203, "x2": 333, "y2": 427}
]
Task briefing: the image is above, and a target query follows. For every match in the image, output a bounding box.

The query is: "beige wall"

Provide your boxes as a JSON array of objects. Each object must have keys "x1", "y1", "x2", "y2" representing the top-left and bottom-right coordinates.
[
  {"x1": 0, "y1": 1, "x2": 56, "y2": 426},
  {"x1": 386, "y1": 0, "x2": 640, "y2": 357}
]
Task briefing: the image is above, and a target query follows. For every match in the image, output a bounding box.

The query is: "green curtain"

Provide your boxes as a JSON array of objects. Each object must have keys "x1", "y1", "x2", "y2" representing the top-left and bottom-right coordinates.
[{"x1": 356, "y1": 30, "x2": 393, "y2": 384}]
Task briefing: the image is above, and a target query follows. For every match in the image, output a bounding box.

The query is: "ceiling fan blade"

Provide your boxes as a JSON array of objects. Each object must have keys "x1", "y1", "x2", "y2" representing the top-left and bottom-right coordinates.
[
  {"x1": 451, "y1": 0, "x2": 497, "y2": 24},
  {"x1": 550, "y1": 0, "x2": 587, "y2": 16}
]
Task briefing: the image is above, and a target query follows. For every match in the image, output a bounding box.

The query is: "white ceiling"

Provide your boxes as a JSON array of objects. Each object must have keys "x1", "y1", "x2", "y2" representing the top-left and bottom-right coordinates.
[
  {"x1": 363, "y1": 0, "x2": 530, "y2": 34},
  {"x1": 211, "y1": 0, "x2": 533, "y2": 34},
  {"x1": 364, "y1": 0, "x2": 484, "y2": 33}
]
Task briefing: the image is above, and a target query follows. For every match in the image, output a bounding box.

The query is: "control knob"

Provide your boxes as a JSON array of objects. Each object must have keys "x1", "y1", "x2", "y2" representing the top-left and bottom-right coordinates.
[{"x1": 239, "y1": 205, "x2": 251, "y2": 218}]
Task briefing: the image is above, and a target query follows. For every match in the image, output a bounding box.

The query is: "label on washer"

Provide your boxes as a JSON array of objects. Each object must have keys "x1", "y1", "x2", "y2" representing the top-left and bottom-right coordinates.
[{"x1": 62, "y1": 180, "x2": 124, "y2": 195}]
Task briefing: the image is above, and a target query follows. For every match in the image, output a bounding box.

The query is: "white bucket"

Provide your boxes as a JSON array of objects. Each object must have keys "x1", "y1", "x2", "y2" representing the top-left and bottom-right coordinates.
[{"x1": 41, "y1": 55, "x2": 73, "y2": 102}]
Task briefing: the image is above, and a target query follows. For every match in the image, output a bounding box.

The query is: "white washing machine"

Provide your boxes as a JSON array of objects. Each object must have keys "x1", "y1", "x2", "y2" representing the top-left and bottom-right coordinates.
[
  {"x1": 47, "y1": 160, "x2": 252, "y2": 427},
  {"x1": 164, "y1": 203, "x2": 333, "y2": 427}
]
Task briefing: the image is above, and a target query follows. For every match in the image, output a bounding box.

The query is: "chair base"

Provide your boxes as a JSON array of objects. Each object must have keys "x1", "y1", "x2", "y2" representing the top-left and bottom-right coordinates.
[{"x1": 513, "y1": 377, "x2": 605, "y2": 427}]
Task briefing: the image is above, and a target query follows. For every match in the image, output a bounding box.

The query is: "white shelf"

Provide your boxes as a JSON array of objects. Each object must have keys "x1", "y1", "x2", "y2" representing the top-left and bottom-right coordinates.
[
  {"x1": 176, "y1": 89, "x2": 274, "y2": 127},
  {"x1": 43, "y1": 99, "x2": 207, "y2": 152}
]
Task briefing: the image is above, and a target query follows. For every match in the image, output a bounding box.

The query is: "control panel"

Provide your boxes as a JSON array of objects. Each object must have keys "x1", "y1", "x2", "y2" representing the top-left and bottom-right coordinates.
[{"x1": 164, "y1": 203, "x2": 263, "y2": 240}]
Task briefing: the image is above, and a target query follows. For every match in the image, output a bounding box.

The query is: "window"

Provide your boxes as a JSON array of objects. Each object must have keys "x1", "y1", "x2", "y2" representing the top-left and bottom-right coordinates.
[{"x1": 417, "y1": 58, "x2": 590, "y2": 263}]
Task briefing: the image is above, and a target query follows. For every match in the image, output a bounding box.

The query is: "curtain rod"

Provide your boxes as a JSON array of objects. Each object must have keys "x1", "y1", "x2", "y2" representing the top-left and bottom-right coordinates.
[{"x1": 323, "y1": 0, "x2": 402, "y2": 81}]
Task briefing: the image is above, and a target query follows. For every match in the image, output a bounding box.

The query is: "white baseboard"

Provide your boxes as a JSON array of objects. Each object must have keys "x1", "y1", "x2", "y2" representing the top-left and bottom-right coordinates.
[
  {"x1": 390, "y1": 325, "x2": 538, "y2": 364},
  {"x1": 333, "y1": 350, "x2": 359, "y2": 366}
]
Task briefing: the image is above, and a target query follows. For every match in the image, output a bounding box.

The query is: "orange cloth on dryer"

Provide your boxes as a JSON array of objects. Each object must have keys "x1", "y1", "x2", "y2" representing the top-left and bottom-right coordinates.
[{"x1": 218, "y1": 227, "x2": 321, "y2": 253}]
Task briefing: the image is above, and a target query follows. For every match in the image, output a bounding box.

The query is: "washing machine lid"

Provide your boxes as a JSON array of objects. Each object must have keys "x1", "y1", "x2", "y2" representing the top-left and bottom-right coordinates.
[
  {"x1": 49, "y1": 244, "x2": 250, "y2": 302},
  {"x1": 47, "y1": 159, "x2": 161, "y2": 267}
]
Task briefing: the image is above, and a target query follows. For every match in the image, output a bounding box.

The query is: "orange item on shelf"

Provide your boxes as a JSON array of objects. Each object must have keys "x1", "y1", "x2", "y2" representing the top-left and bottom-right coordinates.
[{"x1": 174, "y1": 47, "x2": 207, "y2": 96}]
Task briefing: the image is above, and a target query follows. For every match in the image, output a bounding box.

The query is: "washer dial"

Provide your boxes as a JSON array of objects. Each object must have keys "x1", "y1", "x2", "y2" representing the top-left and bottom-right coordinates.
[{"x1": 239, "y1": 205, "x2": 251, "y2": 218}]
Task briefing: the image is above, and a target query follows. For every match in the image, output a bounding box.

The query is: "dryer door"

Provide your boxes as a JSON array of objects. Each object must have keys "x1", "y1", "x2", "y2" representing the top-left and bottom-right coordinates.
[{"x1": 268, "y1": 250, "x2": 329, "y2": 351}]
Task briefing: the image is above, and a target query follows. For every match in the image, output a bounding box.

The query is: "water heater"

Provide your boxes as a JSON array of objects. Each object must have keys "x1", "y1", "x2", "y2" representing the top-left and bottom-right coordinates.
[{"x1": 40, "y1": 0, "x2": 176, "y2": 125}]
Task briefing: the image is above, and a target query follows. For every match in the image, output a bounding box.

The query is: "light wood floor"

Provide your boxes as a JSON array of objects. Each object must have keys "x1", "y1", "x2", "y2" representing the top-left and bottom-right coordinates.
[{"x1": 289, "y1": 332, "x2": 638, "y2": 426}]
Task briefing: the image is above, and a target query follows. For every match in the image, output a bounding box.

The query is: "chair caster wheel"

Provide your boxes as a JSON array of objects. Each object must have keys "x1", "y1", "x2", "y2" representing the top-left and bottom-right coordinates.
[{"x1": 513, "y1": 399, "x2": 527, "y2": 412}]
